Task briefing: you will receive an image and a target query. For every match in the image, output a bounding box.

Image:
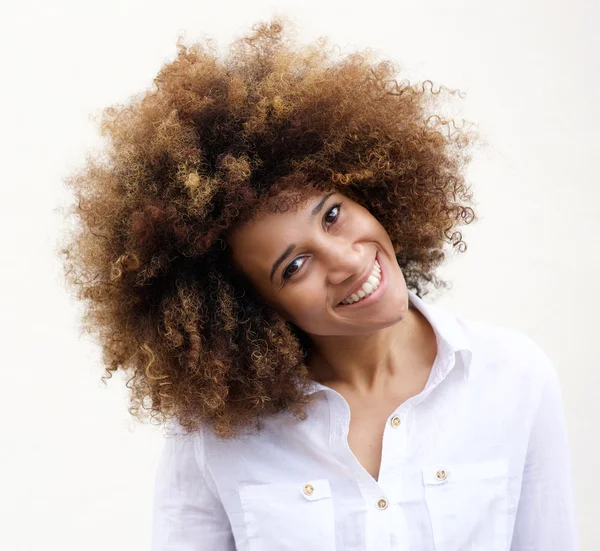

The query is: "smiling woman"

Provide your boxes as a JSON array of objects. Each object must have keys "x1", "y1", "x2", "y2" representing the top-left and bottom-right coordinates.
[{"x1": 57, "y1": 15, "x2": 579, "y2": 551}]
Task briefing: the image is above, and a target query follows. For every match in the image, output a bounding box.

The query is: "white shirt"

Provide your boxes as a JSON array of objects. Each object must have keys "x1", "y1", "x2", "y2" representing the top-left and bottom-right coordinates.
[{"x1": 151, "y1": 288, "x2": 580, "y2": 551}]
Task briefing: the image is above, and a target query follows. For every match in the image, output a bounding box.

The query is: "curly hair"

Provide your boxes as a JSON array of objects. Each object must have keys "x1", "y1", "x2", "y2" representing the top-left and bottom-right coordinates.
[{"x1": 57, "y1": 16, "x2": 478, "y2": 439}]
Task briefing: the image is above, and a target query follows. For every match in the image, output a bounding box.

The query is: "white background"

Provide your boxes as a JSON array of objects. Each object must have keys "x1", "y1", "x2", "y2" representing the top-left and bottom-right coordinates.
[{"x1": 1, "y1": 0, "x2": 597, "y2": 549}]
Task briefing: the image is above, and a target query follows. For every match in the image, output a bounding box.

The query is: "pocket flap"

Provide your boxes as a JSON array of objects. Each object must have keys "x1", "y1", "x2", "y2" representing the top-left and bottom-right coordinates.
[
  {"x1": 300, "y1": 478, "x2": 332, "y2": 501},
  {"x1": 422, "y1": 459, "x2": 508, "y2": 485}
]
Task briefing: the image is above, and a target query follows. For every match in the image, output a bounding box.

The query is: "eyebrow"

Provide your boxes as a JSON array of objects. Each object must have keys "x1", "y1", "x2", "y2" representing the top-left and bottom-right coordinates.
[{"x1": 269, "y1": 191, "x2": 336, "y2": 283}]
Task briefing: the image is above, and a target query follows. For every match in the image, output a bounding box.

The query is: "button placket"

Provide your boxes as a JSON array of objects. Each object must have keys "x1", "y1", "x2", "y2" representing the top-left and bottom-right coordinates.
[{"x1": 377, "y1": 410, "x2": 409, "y2": 489}]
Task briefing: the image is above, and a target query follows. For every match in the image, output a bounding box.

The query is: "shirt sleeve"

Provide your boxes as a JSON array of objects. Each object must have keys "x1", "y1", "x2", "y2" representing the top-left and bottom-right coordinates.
[
  {"x1": 510, "y1": 345, "x2": 580, "y2": 550},
  {"x1": 151, "y1": 420, "x2": 235, "y2": 550}
]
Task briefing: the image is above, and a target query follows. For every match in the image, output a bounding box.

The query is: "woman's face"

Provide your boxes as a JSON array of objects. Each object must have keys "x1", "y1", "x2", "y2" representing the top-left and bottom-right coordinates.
[{"x1": 226, "y1": 189, "x2": 410, "y2": 337}]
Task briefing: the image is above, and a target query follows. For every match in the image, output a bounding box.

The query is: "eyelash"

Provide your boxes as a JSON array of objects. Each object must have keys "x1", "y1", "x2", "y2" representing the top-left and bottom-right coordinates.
[{"x1": 282, "y1": 202, "x2": 343, "y2": 282}]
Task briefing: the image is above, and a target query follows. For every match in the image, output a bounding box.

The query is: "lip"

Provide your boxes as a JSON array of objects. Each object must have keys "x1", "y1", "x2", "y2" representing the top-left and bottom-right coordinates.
[{"x1": 335, "y1": 252, "x2": 387, "y2": 309}]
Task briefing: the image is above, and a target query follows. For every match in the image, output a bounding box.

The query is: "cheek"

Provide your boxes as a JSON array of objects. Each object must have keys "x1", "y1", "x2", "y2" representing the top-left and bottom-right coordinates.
[{"x1": 283, "y1": 292, "x2": 330, "y2": 330}]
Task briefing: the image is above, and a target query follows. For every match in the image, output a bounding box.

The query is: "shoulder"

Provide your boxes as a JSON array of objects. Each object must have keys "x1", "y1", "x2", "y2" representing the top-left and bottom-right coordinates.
[
  {"x1": 455, "y1": 314, "x2": 558, "y2": 390},
  {"x1": 161, "y1": 418, "x2": 208, "y2": 465}
]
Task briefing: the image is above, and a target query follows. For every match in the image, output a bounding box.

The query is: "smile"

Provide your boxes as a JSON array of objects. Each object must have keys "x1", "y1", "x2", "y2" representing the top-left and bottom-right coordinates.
[{"x1": 336, "y1": 252, "x2": 386, "y2": 308}]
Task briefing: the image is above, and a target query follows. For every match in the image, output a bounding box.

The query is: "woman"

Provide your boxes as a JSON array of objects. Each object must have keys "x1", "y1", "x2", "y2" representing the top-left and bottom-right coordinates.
[{"x1": 59, "y1": 17, "x2": 579, "y2": 551}]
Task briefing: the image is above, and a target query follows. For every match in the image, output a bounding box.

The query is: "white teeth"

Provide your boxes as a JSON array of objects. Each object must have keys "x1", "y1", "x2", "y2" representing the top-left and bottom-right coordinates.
[
  {"x1": 339, "y1": 259, "x2": 382, "y2": 305},
  {"x1": 367, "y1": 275, "x2": 379, "y2": 286}
]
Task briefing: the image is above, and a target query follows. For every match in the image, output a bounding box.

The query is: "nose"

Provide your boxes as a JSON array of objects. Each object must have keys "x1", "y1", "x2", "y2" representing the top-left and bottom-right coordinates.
[{"x1": 322, "y1": 243, "x2": 365, "y2": 285}]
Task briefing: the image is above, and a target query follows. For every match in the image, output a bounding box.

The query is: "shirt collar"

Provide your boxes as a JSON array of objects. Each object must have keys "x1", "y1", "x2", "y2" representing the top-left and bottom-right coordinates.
[
  {"x1": 407, "y1": 288, "x2": 473, "y2": 384},
  {"x1": 303, "y1": 287, "x2": 473, "y2": 395}
]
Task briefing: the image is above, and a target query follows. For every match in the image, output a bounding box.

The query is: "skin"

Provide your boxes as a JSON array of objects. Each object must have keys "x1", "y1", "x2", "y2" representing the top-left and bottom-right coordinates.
[{"x1": 227, "y1": 188, "x2": 439, "y2": 478}]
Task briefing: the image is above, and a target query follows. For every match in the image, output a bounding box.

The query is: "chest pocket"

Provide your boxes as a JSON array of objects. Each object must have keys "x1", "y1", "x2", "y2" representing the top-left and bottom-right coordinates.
[
  {"x1": 422, "y1": 460, "x2": 509, "y2": 551},
  {"x1": 238, "y1": 478, "x2": 336, "y2": 551}
]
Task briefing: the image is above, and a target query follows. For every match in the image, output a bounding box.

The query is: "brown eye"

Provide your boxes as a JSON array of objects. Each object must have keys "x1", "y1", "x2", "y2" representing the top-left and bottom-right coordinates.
[
  {"x1": 282, "y1": 257, "x2": 304, "y2": 280},
  {"x1": 281, "y1": 202, "x2": 343, "y2": 282},
  {"x1": 325, "y1": 202, "x2": 342, "y2": 225}
]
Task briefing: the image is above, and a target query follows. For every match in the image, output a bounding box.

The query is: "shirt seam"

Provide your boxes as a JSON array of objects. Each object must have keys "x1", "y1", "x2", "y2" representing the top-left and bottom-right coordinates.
[{"x1": 192, "y1": 423, "x2": 223, "y2": 502}]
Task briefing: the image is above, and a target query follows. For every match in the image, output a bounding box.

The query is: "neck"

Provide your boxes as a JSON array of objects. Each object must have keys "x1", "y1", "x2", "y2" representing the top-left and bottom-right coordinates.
[{"x1": 306, "y1": 304, "x2": 436, "y2": 396}]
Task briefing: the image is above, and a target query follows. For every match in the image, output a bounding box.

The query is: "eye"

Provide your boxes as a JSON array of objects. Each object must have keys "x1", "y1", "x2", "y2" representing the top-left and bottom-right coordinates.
[
  {"x1": 281, "y1": 202, "x2": 343, "y2": 282},
  {"x1": 324, "y1": 202, "x2": 341, "y2": 225}
]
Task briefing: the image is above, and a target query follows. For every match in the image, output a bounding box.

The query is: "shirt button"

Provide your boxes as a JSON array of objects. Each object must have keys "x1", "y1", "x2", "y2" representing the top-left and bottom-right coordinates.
[
  {"x1": 303, "y1": 483, "x2": 314, "y2": 496},
  {"x1": 436, "y1": 469, "x2": 447, "y2": 481},
  {"x1": 390, "y1": 416, "x2": 401, "y2": 428},
  {"x1": 377, "y1": 498, "x2": 388, "y2": 510}
]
